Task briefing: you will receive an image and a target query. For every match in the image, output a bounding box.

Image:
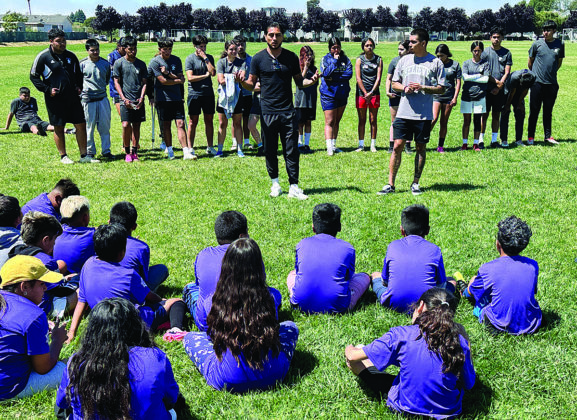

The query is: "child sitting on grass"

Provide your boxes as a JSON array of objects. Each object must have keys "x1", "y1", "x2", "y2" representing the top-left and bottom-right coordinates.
[
  {"x1": 371, "y1": 204, "x2": 455, "y2": 313},
  {"x1": 457, "y1": 215, "x2": 541, "y2": 335},
  {"x1": 3, "y1": 87, "x2": 54, "y2": 136},
  {"x1": 67, "y1": 224, "x2": 186, "y2": 342},
  {"x1": 110, "y1": 201, "x2": 169, "y2": 292},
  {"x1": 183, "y1": 238, "x2": 297, "y2": 393},
  {"x1": 287, "y1": 203, "x2": 370, "y2": 313},
  {"x1": 345, "y1": 287, "x2": 475, "y2": 418}
]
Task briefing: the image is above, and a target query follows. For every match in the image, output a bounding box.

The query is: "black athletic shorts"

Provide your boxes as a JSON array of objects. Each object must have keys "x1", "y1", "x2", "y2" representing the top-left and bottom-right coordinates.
[
  {"x1": 46, "y1": 94, "x2": 85, "y2": 126},
  {"x1": 388, "y1": 96, "x2": 400, "y2": 107},
  {"x1": 156, "y1": 101, "x2": 185, "y2": 121},
  {"x1": 297, "y1": 108, "x2": 316, "y2": 123},
  {"x1": 486, "y1": 88, "x2": 506, "y2": 114},
  {"x1": 20, "y1": 118, "x2": 50, "y2": 133},
  {"x1": 393, "y1": 118, "x2": 431, "y2": 143},
  {"x1": 120, "y1": 103, "x2": 146, "y2": 123},
  {"x1": 250, "y1": 94, "x2": 261, "y2": 116},
  {"x1": 239, "y1": 95, "x2": 253, "y2": 118},
  {"x1": 217, "y1": 100, "x2": 243, "y2": 115},
  {"x1": 187, "y1": 95, "x2": 215, "y2": 116}
]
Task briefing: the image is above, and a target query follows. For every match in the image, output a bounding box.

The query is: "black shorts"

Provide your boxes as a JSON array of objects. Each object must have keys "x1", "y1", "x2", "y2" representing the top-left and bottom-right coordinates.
[
  {"x1": 187, "y1": 95, "x2": 215, "y2": 116},
  {"x1": 250, "y1": 94, "x2": 261, "y2": 115},
  {"x1": 46, "y1": 94, "x2": 85, "y2": 126},
  {"x1": 239, "y1": 95, "x2": 253, "y2": 117},
  {"x1": 388, "y1": 95, "x2": 400, "y2": 107},
  {"x1": 120, "y1": 104, "x2": 146, "y2": 123},
  {"x1": 20, "y1": 118, "x2": 50, "y2": 133},
  {"x1": 217, "y1": 100, "x2": 243, "y2": 115},
  {"x1": 156, "y1": 101, "x2": 185, "y2": 121},
  {"x1": 297, "y1": 108, "x2": 316, "y2": 123},
  {"x1": 393, "y1": 118, "x2": 431, "y2": 143},
  {"x1": 486, "y1": 88, "x2": 506, "y2": 113}
]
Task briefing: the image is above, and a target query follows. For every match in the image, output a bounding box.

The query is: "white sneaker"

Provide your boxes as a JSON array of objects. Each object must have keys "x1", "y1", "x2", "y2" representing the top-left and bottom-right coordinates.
[
  {"x1": 79, "y1": 155, "x2": 100, "y2": 163},
  {"x1": 60, "y1": 155, "x2": 74, "y2": 164},
  {"x1": 167, "y1": 149, "x2": 175, "y2": 160},
  {"x1": 230, "y1": 141, "x2": 238, "y2": 150},
  {"x1": 326, "y1": 139, "x2": 333, "y2": 156},
  {"x1": 355, "y1": 146, "x2": 364, "y2": 152},
  {"x1": 370, "y1": 144, "x2": 377, "y2": 153},
  {"x1": 270, "y1": 183, "x2": 282, "y2": 198},
  {"x1": 287, "y1": 185, "x2": 308, "y2": 200},
  {"x1": 183, "y1": 150, "x2": 193, "y2": 160},
  {"x1": 237, "y1": 149, "x2": 245, "y2": 158},
  {"x1": 190, "y1": 151, "x2": 198, "y2": 160},
  {"x1": 206, "y1": 146, "x2": 217, "y2": 155}
]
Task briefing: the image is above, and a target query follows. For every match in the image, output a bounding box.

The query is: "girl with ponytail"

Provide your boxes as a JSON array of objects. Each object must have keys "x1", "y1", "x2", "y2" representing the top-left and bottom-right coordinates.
[{"x1": 345, "y1": 287, "x2": 475, "y2": 418}]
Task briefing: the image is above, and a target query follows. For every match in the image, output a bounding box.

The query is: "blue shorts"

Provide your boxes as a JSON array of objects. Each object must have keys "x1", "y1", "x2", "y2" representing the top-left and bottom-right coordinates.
[{"x1": 320, "y1": 96, "x2": 347, "y2": 111}]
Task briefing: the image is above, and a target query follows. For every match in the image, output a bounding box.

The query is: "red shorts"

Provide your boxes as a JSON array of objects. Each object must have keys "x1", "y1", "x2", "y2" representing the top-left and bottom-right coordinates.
[{"x1": 356, "y1": 95, "x2": 380, "y2": 109}]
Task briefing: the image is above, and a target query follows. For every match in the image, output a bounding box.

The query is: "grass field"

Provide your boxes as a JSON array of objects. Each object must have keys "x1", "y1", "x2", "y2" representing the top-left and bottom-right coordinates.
[{"x1": 1, "y1": 39, "x2": 577, "y2": 419}]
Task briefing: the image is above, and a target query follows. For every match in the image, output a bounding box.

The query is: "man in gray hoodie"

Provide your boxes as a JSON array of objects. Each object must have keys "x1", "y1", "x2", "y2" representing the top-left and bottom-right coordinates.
[{"x1": 0, "y1": 195, "x2": 24, "y2": 268}]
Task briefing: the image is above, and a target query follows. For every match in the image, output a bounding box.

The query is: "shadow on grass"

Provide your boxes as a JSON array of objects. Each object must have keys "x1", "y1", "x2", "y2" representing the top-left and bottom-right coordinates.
[
  {"x1": 538, "y1": 309, "x2": 561, "y2": 332},
  {"x1": 174, "y1": 393, "x2": 200, "y2": 420},
  {"x1": 305, "y1": 186, "x2": 364, "y2": 195},
  {"x1": 157, "y1": 283, "x2": 185, "y2": 297},
  {"x1": 353, "y1": 289, "x2": 379, "y2": 312},
  {"x1": 284, "y1": 348, "x2": 319, "y2": 386},
  {"x1": 462, "y1": 377, "x2": 493, "y2": 417},
  {"x1": 279, "y1": 308, "x2": 295, "y2": 322},
  {"x1": 426, "y1": 183, "x2": 485, "y2": 192}
]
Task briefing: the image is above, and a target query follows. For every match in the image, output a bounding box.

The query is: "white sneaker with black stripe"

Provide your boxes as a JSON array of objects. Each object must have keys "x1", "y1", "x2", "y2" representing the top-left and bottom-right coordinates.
[{"x1": 411, "y1": 183, "x2": 423, "y2": 196}]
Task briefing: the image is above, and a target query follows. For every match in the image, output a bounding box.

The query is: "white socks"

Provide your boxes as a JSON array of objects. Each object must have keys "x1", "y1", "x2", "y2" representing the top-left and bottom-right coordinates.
[{"x1": 358, "y1": 139, "x2": 365, "y2": 147}]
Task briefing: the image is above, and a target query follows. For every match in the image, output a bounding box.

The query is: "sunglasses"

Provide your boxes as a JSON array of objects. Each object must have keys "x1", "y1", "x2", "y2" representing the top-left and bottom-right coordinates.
[{"x1": 271, "y1": 58, "x2": 281, "y2": 71}]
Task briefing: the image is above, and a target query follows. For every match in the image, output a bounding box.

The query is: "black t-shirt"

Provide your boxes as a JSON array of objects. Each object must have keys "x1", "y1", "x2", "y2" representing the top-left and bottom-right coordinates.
[
  {"x1": 10, "y1": 97, "x2": 40, "y2": 125},
  {"x1": 250, "y1": 48, "x2": 300, "y2": 114}
]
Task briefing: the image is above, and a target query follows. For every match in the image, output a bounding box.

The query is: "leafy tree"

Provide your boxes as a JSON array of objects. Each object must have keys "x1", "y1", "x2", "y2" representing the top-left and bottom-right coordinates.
[
  {"x1": 168, "y1": 2, "x2": 193, "y2": 30},
  {"x1": 414, "y1": 7, "x2": 433, "y2": 32},
  {"x1": 363, "y1": 8, "x2": 376, "y2": 33},
  {"x1": 247, "y1": 9, "x2": 268, "y2": 37},
  {"x1": 468, "y1": 9, "x2": 495, "y2": 34},
  {"x1": 288, "y1": 12, "x2": 304, "y2": 37},
  {"x1": 394, "y1": 4, "x2": 412, "y2": 27},
  {"x1": 306, "y1": 0, "x2": 320, "y2": 12},
  {"x1": 192, "y1": 9, "x2": 214, "y2": 31},
  {"x1": 1, "y1": 11, "x2": 27, "y2": 32},
  {"x1": 446, "y1": 8, "x2": 469, "y2": 35},
  {"x1": 343, "y1": 9, "x2": 365, "y2": 35},
  {"x1": 534, "y1": 10, "x2": 566, "y2": 33},
  {"x1": 137, "y1": 6, "x2": 161, "y2": 40},
  {"x1": 375, "y1": 5, "x2": 396, "y2": 28},
  {"x1": 93, "y1": 5, "x2": 122, "y2": 40},
  {"x1": 304, "y1": 6, "x2": 324, "y2": 40},
  {"x1": 213, "y1": 5, "x2": 235, "y2": 31},
  {"x1": 270, "y1": 12, "x2": 289, "y2": 33},
  {"x1": 431, "y1": 7, "x2": 449, "y2": 33},
  {"x1": 564, "y1": 10, "x2": 577, "y2": 27},
  {"x1": 529, "y1": 0, "x2": 555, "y2": 11},
  {"x1": 233, "y1": 8, "x2": 248, "y2": 31},
  {"x1": 69, "y1": 9, "x2": 86, "y2": 23},
  {"x1": 322, "y1": 10, "x2": 340, "y2": 36},
  {"x1": 84, "y1": 16, "x2": 96, "y2": 29},
  {"x1": 121, "y1": 13, "x2": 144, "y2": 36}
]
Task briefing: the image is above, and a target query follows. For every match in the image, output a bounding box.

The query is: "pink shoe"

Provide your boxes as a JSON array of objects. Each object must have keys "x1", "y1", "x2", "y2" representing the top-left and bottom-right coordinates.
[
  {"x1": 437, "y1": 147, "x2": 445, "y2": 153},
  {"x1": 131, "y1": 153, "x2": 139, "y2": 161},
  {"x1": 125, "y1": 154, "x2": 133, "y2": 162},
  {"x1": 163, "y1": 329, "x2": 188, "y2": 342},
  {"x1": 545, "y1": 137, "x2": 559, "y2": 145}
]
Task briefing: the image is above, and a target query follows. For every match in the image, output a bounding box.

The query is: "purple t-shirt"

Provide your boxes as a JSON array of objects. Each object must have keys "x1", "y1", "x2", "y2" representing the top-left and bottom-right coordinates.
[
  {"x1": 0, "y1": 291, "x2": 50, "y2": 400},
  {"x1": 194, "y1": 244, "x2": 229, "y2": 331},
  {"x1": 53, "y1": 224, "x2": 96, "y2": 274},
  {"x1": 379, "y1": 235, "x2": 447, "y2": 313},
  {"x1": 79, "y1": 256, "x2": 150, "y2": 309},
  {"x1": 470, "y1": 256, "x2": 541, "y2": 334},
  {"x1": 121, "y1": 236, "x2": 151, "y2": 284},
  {"x1": 363, "y1": 325, "x2": 475, "y2": 419},
  {"x1": 290, "y1": 234, "x2": 355, "y2": 313},
  {"x1": 22, "y1": 193, "x2": 60, "y2": 221},
  {"x1": 34, "y1": 251, "x2": 61, "y2": 292},
  {"x1": 56, "y1": 346, "x2": 179, "y2": 419}
]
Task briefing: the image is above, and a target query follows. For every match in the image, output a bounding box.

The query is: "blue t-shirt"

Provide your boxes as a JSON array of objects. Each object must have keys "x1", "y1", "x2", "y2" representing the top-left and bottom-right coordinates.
[
  {"x1": 470, "y1": 255, "x2": 541, "y2": 334},
  {"x1": 319, "y1": 53, "x2": 353, "y2": 100},
  {"x1": 56, "y1": 346, "x2": 179, "y2": 419},
  {"x1": 193, "y1": 244, "x2": 229, "y2": 331},
  {"x1": 0, "y1": 291, "x2": 50, "y2": 401},
  {"x1": 379, "y1": 235, "x2": 447, "y2": 313},
  {"x1": 121, "y1": 236, "x2": 151, "y2": 285},
  {"x1": 363, "y1": 324, "x2": 475, "y2": 419},
  {"x1": 22, "y1": 193, "x2": 60, "y2": 221},
  {"x1": 53, "y1": 224, "x2": 95, "y2": 274},
  {"x1": 290, "y1": 234, "x2": 355, "y2": 313},
  {"x1": 79, "y1": 256, "x2": 150, "y2": 309}
]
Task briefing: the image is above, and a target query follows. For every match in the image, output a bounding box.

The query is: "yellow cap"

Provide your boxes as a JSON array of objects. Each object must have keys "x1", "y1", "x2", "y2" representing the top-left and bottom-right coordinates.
[{"x1": 0, "y1": 255, "x2": 63, "y2": 287}]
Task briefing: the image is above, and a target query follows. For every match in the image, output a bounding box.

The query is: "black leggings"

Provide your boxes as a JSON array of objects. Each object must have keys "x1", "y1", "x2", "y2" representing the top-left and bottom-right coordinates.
[
  {"x1": 358, "y1": 366, "x2": 396, "y2": 398},
  {"x1": 528, "y1": 82, "x2": 559, "y2": 139}
]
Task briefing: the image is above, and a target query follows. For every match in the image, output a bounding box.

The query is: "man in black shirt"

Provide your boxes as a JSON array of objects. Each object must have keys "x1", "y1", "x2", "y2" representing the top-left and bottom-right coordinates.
[
  {"x1": 30, "y1": 29, "x2": 94, "y2": 164},
  {"x1": 3, "y1": 87, "x2": 53, "y2": 136},
  {"x1": 242, "y1": 22, "x2": 318, "y2": 200}
]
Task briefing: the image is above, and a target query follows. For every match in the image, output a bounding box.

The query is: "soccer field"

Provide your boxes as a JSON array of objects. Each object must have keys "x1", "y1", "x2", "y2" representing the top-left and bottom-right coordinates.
[{"x1": 1, "y1": 40, "x2": 576, "y2": 418}]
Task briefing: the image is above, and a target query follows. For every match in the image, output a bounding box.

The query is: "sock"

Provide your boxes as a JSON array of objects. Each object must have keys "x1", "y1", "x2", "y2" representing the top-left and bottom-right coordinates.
[
  {"x1": 438, "y1": 137, "x2": 445, "y2": 148},
  {"x1": 124, "y1": 146, "x2": 130, "y2": 154},
  {"x1": 80, "y1": 154, "x2": 87, "y2": 158},
  {"x1": 169, "y1": 301, "x2": 186, "y2": 330},
  {"x1": 167, "y1": 146, "x2": 173, "y2": 153},
  {"x1": 271, "y1": 178, "x2": 279, "y2": 185},
  {"x1": 358, "y1": 139, "x2": 365, "y2": 147},
  {"x1": 371, "y1": 139, "x2": 376, "y2": 146},
  {"x1": 217, "y1": 144, "x2": 223, "y2": 152},
  {"x1": 304, "y1": 132, "x2": 311, "y2": 145},
  {"x1": 60, "y1": 154, "x2": 67, "y2": 159},
  {"x1": 491, "y1": 132, "x2": 498, "y2": 143},
  {"x1": 298, "y1": 134, "x2": 303, "y2": 145},
  {"x1": 389, "y1": 141, "x2": 394, "y2": 148},
  {"x1": 237, "y1": 144, "x2": 242, "y2": 151},
  {"x1": 473, "y1": 139, "x2": 479, "y2": 144},
  {"x1": 131, "y1": 146, "x2": 138, "y2": 155},
  {"x1": 479, "y1": 133, "x2": 485, "y2": 142},
  {"x1": 244, "y1": 138, "x2": 250, "y2": 145},
  {"x1": 231, "y1": 138, "x2": 237, "y2": 147},
  {"x1": 463, "y1": 139, "x2": 468, "y2": 144}
]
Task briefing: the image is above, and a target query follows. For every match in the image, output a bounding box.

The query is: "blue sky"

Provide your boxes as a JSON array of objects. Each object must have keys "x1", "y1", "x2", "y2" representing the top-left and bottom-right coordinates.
[{"x1": 3, "y1": 0, "x2": 510, "y2": 17}]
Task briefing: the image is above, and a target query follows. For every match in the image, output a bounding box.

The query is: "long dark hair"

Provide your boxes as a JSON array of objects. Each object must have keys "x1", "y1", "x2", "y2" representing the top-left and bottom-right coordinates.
[
  {"x1": 220, "y1": 40, "x2": 236, "y2": 59},
  {"x1": 65, "y1": 298, "x2": 155, "y2": 419},
  {"x1": 414, "y1": 288, "x2": 465, "y2": 377},
  {"x1": 207, "y1": 238, "x2": 280, "y2": 370},
  {"x1": 299, "y1": 45, "x2": 315, "y2": 71}
]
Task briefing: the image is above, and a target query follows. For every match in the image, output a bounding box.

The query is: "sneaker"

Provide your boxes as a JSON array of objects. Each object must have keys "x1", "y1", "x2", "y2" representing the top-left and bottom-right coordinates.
[
  {"x1": 500, "y1": 141, "x2": 509, "y2": 148},
  {"x1": 159, "y1": 141, "x2": 167, "y2": 152},
  {"x1": 213, "y1": 151, "x2": 223, "y2": 158},
  {"x1": 437, "y1": 146, "x2": 445, "y2": 153},
  {"x1": 270, "y1": 183, "x2": 282, "y2": 197},
  {"x1": 183, "y1": 150, "x2": 193, "y2": 160},
  {"x1": 515, "y1": 140, "x2": 525, "y2": 147},
  {"x1": 326, "y1": 139, "x2": 333, "y2": 156},
  {"x1": 404, "y1": 144, "x2": 413, "y2": 154},
  {"x1": 237, "y1": 149, "x2": 245, "y2": 158},
  {"x1": 333, "y1": 147, "x2": 343, "y2": 154},
  {"x1": 377, "y1": 184, "x2": 395, "y2": 195},
  {"x1": 101, "y1": 152, "x2": 114, "y2": 159},
  {"x1": 190, "y1": 151, "x2": 198, "y2": 160},
  {"x1": 79, "y1": 155, "x2": 100, "y2": 163},
  {"x1": 460, "y1": 144, "x2": 468, "y2": 151},
  {"x1": 230, "y1": 142, "x2": 238, "y2": 150},
  {"x1": 387, "y1": 146, "x2": 394, "y2": 153},
  {"x1": 131, "y1": 153, "x2": 139, "y2": 162},
  {"x1": 411, "y1": 183, "x2": 423, "y2": 196},
  {"x1": 64, "y1": 128, "x2": 76, "y2": 135},
  {"x1": 167, "y1": 149, "x2": 175, "y2": 160},
  {"x1": 246, "y1": 143, "x2": 254, "y2": 150},
  {"x1": 545, "y1": 137, "x2": 559, "y2": 145},
  {"x1": 256, "y1": 146, "x2": 265, "y2": 156},
  {"x1": 60, "y1": 155, "x2": 74, "y2": 164},
  {"x1": 303, "y1": 145, "x2": 312, "y2": 154},
  {"x1": 478, "y1": 142, "x2": 485, "y2": 150},
  {"x1": 287, "y1": 185, "x2": 308, "y2": 200},
  {"x1": 527, "y1": 137, "x2": 535, "y2": 145},
  {"x1": 125, "y1": 154, "x2": 133, "y2": 163},
  {"x1": 473, "y1": 144, "x2": 481, "y2": 151},
  {"x1": 206, "y1": 146, "x2": 217, "y2": 155},
  {"x1": 370, "y1": 144, "x2": 377, "y2": 153},
  {"x1": 490, "y1": 141, "x2": 499, "y2": 149},
  {"x1": 355, "y1": 146, "x2": 364, "y2": 152}
]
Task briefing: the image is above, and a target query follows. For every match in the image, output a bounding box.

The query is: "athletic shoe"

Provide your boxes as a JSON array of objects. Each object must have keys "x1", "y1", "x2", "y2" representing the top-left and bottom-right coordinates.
[
  {"x1": 159, "y1": 141, "x2": 167, "y2": 151},
  {"x1": 60, "y1": 155, "x2": 74, "y2": 164},
  {"x1": 355, "y1": 146, "x2": 364, "y2": 152},
  {"x1": 79, "y1": 155, "x2": 100, "y2": 163},
  {"x1": 125, "y1": 154, "x2": 133, "y2": 163},
  {"x1": 167, "y1": 149, "x2": 175, "y2": 160},
  {"x1": 500, "y1": 141, "x2": 509, "y2": 148},
  {"x1": 460, "y1": 144, "x2": 468, "y2": 151},
  {"x1": 527, "y1": 137, "x2": 535, "y2": 145},
  {"x1": 256, "y1": 146, "x2": 265, "y2": 156},
  {"x1": 370, "y1": 144, "x2": 377, "y2": 153},
  {"x1": 237, "y1": 149, "x2": 245, "y2": 158},
  {"x1": 303, "y1": 145, "x2": 312, "y2": 154},
  {"x1": 287, "y1": 185, "x2": 308, "y2": 200},
  {"x1": 270, "y1": 183, "x2": 282, "y2": 197},
  {"x1": 404, "y1": 144, "x2": 413, "y2": 154},
  {"x1": 213, "y1": 151, "x2": 223, "y2": 158},
  {"x1": 183, "y1": 151, "x2": 193, "y2": 160},
  {"x1": 411, "y1": 183, "x2": 423, "y2": 196},
  {"x1": 545, "y1": 137, "x2": 559, "y2": 145},
  {"x1": 230, "y1": 142, "x2": 237, "y2": 150},
  {"x1": 64, "y1": 128, "x2": 76, "y2": 135},
  {"x1": 515, "y1": 140, "x2": 525, "y2": 147},
  {"x1": 101, "y1": 152, "x2": 114, "y2": 159},
  {"x1": 326, "y1": 139, "x2": 333, "y2": 156},
  {"x1": 131, "y1": 153, "x2": 139, "y2": 162},
  {"x1": 246, "y1": 143, "x2": 254, "y2": 150},
  {"x1": 478, "y1": 142, "x2": 485, "y2": 149},
  {"x1": 437, "y1": 147, "x2": 445, "y2": 153},
  {"x1": 490, "y1": 141, "x2": 499, "y2": 149},
  {"x1": 298, "y1": 145, "x2": 305, "y2": 154},
  {"x1": 206, "y1": 146, "x2": 217, "y2": 155},
  {"x1": 377, "y1": 184, "x2": 395, "y2": 195},
  {"x1": 473, "y1": 144, "x2": 481, "y2": 151},
  {"x1": 333, "y1": 147, "x2": 343, "y2": 154},
  {"x1": 190, "y1": 151, "x2": 198, "y2": 160}
]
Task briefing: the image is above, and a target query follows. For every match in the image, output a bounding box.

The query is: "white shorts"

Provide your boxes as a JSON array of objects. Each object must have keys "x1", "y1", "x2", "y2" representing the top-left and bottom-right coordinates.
[{"x1": 461, "y1": 98, "x2": 486, "y2": 114}]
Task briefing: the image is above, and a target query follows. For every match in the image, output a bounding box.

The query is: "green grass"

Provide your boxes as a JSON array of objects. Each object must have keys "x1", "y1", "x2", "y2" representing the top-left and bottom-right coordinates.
[{"x1": 1, "y1": 40, "x2": 577, "y2": 418}]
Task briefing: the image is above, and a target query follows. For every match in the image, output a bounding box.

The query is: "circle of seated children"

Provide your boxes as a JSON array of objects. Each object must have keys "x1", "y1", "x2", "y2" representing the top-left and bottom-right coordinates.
[{"x1": 0, "y1": 186, "x2": 543, "y2": 418}]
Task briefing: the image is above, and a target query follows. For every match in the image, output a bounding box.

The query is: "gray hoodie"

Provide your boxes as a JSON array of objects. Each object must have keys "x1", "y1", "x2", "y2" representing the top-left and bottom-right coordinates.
[{"x1": 0, "y1": 226, "x2": 23, "y2": 268}]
